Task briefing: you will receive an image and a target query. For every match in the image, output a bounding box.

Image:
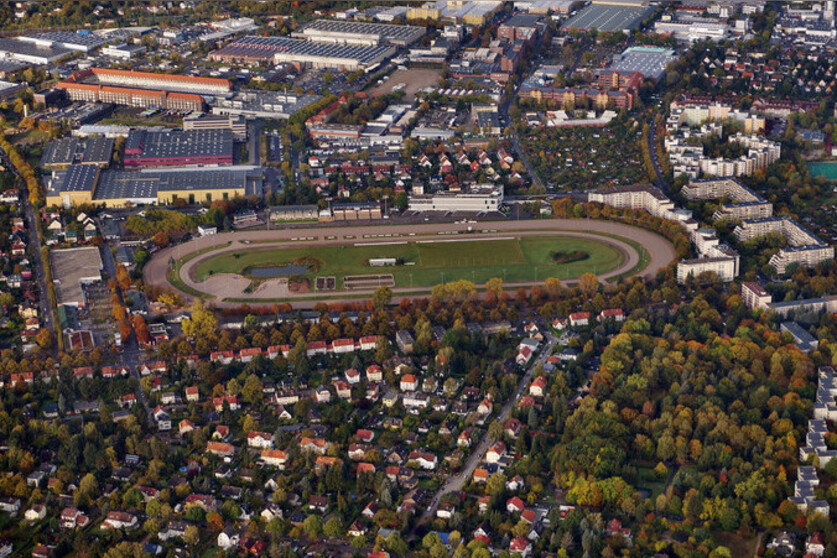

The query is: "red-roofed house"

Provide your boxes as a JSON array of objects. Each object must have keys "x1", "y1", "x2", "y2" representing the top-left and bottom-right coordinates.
[
  {"x1": 529, "y1": 376, "x2": 547, "y2": 397},
  {"x1": 487, "y1": 441, "x2": 506, "y2": 464},
  {"x1": 356, "y1": 429, "x2": 375, "y2": 443},
  {"x1": 366, "y1": 364, "x2": 383, "y2": 382},
  {"x1": 569, "y1": 312, "x2": 590, "y2": 327},
  {"x1": 516, "y1": 345, "x2": 533, "y2": 366},
  {"x1": 507, "y1": 496, "x2": 525, "y2": 514},
  {"x1": 599, "y1": 308, "x2": 625, "y2": 322},
  {"x1": 356, "y1": 462, "x2": 375, "y2": 477},
  {"x1": 261, "y1": 449, "x2": 287, "y2": 469},
  {"x1": 332, "y1": 338, "x2": 355, "y2": 354},
  {"x1": 510, "y1": 536, "x2": 530, "y2": 556},
  {"x1": 400, "y1": 374, "x2": 418, "y2": 392},
  {"x1": 345, "y1": 368, "x2": 361, "y2": 384}
]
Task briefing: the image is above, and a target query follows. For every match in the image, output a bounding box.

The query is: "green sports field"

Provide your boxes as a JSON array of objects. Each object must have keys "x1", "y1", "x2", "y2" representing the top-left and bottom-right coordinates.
[{"x1": 191, "y1": 236, "x2": 624, "y2": 289}]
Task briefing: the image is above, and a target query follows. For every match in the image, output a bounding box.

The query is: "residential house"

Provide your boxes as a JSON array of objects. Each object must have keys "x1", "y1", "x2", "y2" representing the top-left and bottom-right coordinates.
[
  {"x1": 569, "y1": 312, "x2": 590, "y2": 327},
  {"x1": 247, "y1": 431, "x2": 273, "y2": 449},
  {"x1": 408, "y1": 451, "x2": 437, "y2": 470},
  {"x1": 102, "y1": 511, "x2": 138, "y2": 530},
  {"x1": 486, "y1": 441, "x2": 506, "y2": 463},
  {"x1": 529, "y1": 376, "x2": 547, "y2": 397},
  {"x1": 261, "y1": 449, "x2": 288, "y2": 469},
  {"x1": 217, "y1": 526, "x2": 240, "y2": 550}
]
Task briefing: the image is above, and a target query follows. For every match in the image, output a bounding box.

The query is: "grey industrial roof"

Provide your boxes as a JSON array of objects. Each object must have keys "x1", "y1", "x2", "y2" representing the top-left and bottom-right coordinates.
[
  {"x1": 126, "y1": 129, "x2": 233, "y2": 160},
  {"x1": 22, "y1": 31, "x2": 110, "y2": 49},
  {"x1": 609, "y1": 46, "x2": 677, "y2": 80},
  {"x1": 300, "y1": 19, "x2": 425, "y2": 45},
  {"x1": 61, "y1": 165, "x2": 100, "y2": 192},
  {"x1": 155, "y1": 167, "x2": 251, "y2": 192},
  {"x1": 93, "y1": 166, "x2": 259, "y2": 200},
  {"x1": 0, "y1": 60, "x2": 27, "y2": 73},
  {"x1": 94, "y1": 171, "x2": 158, "y2": 201},
  {"x1": 42, "y1": 136, "x2": 114, "y2": 168},
  {"x1": 81, "y1": 136, "x2": 114, "y2": 165},
  {"x1": 0, "y1": 38, "x2": 71, "y2": 59},
  {"x1": 214, "y1": 35, "x2": 395, "y2": 65},
  {"x1": 562, "y1": 4, "x2": 653, "y2": 31},
  {"x1": 501, "y1": 14, "x2": 542, "y2": 28},
  {"x1": 41, "y1": 138, "x2": 79, "y2": 167}
]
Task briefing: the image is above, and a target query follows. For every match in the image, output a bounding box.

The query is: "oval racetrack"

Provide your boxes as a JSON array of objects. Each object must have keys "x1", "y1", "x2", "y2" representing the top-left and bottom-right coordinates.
[{"x1": 144, "y1": 219, "x2": 677, "y2": 309}]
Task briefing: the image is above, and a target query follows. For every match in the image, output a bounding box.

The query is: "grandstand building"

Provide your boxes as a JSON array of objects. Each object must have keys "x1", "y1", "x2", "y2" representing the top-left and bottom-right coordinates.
[{"x1": 408, "y1": 184, "x2": 503, "y2": 212}]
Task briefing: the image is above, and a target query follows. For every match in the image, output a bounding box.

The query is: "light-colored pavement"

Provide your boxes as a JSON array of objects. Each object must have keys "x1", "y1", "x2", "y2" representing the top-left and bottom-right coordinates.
[
  {"x1": 144, "y1": 218, "x2": 676, "y2": 308},
  {"x1": 415, "y1": 332, "x2": 558, "y2": 529}
]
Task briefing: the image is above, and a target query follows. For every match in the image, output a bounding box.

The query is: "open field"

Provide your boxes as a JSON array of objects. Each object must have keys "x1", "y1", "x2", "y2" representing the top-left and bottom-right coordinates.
[
  {"x1": 192, "y1": 236, "x2": 624, "y2": 289},
  {"x1": 367, "y1": 67, "x2": 442, "y2": 100},
  {"x1": 144, "y1": 219, "x2": 677, "y2": 308}
]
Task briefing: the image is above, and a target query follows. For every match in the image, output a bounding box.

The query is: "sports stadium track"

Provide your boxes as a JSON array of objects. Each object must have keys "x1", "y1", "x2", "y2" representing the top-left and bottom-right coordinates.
[{"x1": 144, "y1": 218, "x2": 677, "y2": 309}]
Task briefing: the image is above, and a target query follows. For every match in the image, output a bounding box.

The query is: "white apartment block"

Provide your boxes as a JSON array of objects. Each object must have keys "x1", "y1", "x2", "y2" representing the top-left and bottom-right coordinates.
[
  {"x1": 770, "y1": 245, "x2": 835, "y2": 275},
  {"x1": 587, "y1": 185, "x2": 678, "y2": 220},
  {"x1": 677, "y1": 256, "x2": 738, "y2": 283},
  {"x1": 668, "y1": 102, "x2": 765, "y2": 134},
  {"x1": 734, "y1": 217, "x2": 833, "y2": 274},
  {"x1": 792, "y1": 366, "x2": 837, "y2": 518},
  {"x1": 734, "y1": 217, "x2": 822, "y2": 244},
  {"x1": 740, "y1": 281, "x2": 772, "y2": 310},
  {"x1": 682, "y1": 177, "x2": 772, "y2": 222},
  {"x1": 665, "y1": 102, "x2": 780, "y2": 179}
]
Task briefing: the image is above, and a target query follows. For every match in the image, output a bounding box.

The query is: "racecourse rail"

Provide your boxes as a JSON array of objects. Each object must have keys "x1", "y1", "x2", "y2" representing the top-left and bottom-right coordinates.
[{"x1": 144, "y1": 219, "x2": 676, "y2": 309}]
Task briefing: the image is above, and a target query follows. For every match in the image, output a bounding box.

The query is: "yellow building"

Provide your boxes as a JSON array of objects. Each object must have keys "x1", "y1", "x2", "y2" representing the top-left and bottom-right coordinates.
[{"x1": 46, "y1": 166, "x2": 258, "y2": 208}]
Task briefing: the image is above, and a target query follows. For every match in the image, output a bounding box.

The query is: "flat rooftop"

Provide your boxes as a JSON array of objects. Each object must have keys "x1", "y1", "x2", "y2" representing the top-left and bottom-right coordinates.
[
  {"x1": 0, "y1": 38, "x2": 71, "y2": 60},
  {"x1": 93, "y1": 166, "x2": 261, "y2": 201},
  {"x1": 41, "y1": 138, "x2": 78, "y2": 167},
  {"x1": 562, "y1": 3, "x2": 653, "y2": 31},
  {"x1": 609, "y1": 46, "x2": 677, "y2": 80},
  {"x1": 125, "y1": 129, "x2": 233, "y2": 161},
  {"x1": 51, "y1": 247, "x2": 103, "y2": 306},
  {"x1": 83, "y1": 136, "x2": 115, "y2": 165},
  {"x1": 21, "y1": 31, "x2": 110, "y2": 50},
  {"x1": 299, "y1": 19, "x2": 426, "y2": 45},
  {"x1": 60, "y1": 165, "x2": 100, "y2": 192},
  {"x1": 212, "y1": 35, "x2": 396, "y2": 65}
]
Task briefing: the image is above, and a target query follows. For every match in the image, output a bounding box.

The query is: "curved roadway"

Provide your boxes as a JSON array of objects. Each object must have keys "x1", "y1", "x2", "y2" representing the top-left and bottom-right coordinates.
[{"x1": 144, "y1": 219, "x2": 676, "y2": 309}]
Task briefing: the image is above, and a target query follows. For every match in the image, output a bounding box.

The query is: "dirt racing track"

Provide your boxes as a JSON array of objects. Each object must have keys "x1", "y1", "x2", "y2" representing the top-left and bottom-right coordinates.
[{"x1": 144, "y1": 219, "x2": 677, "y2": 309}]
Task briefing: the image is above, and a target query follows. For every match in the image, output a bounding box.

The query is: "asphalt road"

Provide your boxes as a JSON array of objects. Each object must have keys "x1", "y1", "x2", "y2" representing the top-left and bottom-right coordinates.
[
  {"x1": 97, "y1": 223, "x2": 153, "y2": 422},
  {"x1": 414, "y1": 331, "x2": 557, "y2": 529},
  {"x1": 144, "y1": 219, "x2": 676, "y2": 308},
  {"x1": 647, "y1": 119, "x2": 667, "y2": 190},
  {"x1": 0, "y1": 144, "x2": 56, "y2": 341}
]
